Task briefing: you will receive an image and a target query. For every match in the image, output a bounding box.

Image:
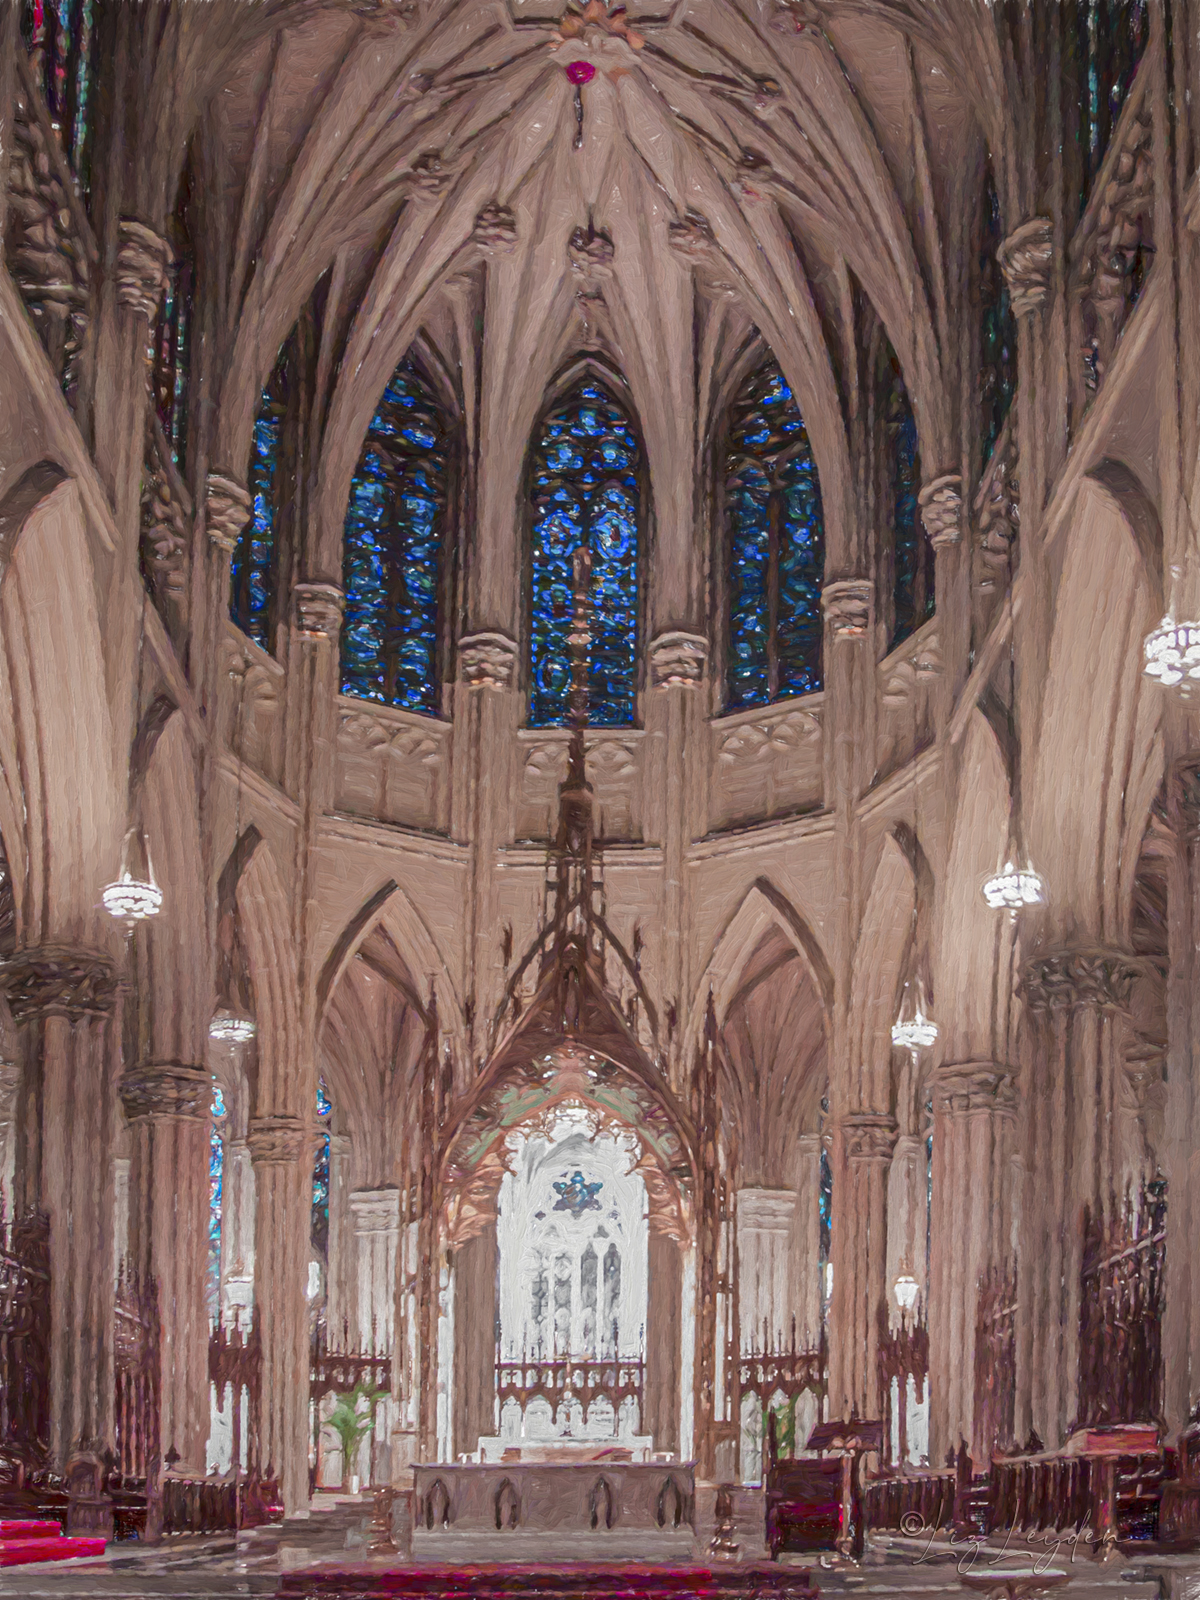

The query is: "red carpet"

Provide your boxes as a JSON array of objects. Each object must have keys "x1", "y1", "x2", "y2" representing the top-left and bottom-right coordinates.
[
  {"x1": 0, "y1": 1518, "x2": 105, "y2": 1565},
  {"x1": 278, "y1": 1563, "x2": 818, "y2": 1598}
]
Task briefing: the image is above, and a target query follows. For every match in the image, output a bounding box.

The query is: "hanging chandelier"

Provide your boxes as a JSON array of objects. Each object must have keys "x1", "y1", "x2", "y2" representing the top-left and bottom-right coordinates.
[
  {"x1": 891, "y1": 979, "x2": 938, "y2": 1055},
  {"x1": 1143, "y1": 612, "x2": 1200, "y2": 688},
  {"x1": 981, "y1": 859, "x2": 1047, "y2": 912},
  {"x1": 209, "y1": 1009, "x2": 257, "y2": 1044},
  {"x1": 103, "y1": 832, "x2": 163, "y2": 925},
  {"x1": 893, "y1": 1270, "x2": 920, "y2": 1316}
]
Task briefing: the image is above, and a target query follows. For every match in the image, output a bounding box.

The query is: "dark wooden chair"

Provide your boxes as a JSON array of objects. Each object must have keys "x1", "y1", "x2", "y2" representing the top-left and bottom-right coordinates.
[{"x1": 764, "y1": 1411, "x2": 863, "y2": 1558}]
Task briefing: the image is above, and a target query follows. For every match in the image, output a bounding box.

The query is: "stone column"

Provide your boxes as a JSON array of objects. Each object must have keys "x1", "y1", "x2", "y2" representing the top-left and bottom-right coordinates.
[
  {"x1": 927, "y1": 1066, "x2": 1016, "y2": 1465},
  {"x1": 325, "y1": 1132, "x2": 352, "y2": 1341},
  {"x1": 646, "y1": 1230, "x2": 682, "y2": 1455},
  {"x1": 828, "y1": 1115, "x2": 894, "y2": 1421},
  {"x1": 0, "y1": 1060, "x2": 19, "y2": 1216},
  {"x1": 120, "y1": 1060, "x2": 211, "y2": 1474},
  {"x1": 790, "y1": 1133, "x2": 823, "y2": 1346},
  {"x1": 736, "y1": 1189, "x2": 795, "y2": 1352},
  {"x1": 885, "y1": 1133, "x2": 929, "y2": 1325},
  {"x1": 350, "y1": 1187, "x2": 400, "y2": 1351},
  {"x1": 451, "y1": 1223, "x2": 497, "y2": 1461},
  {"x1": 247, "y1": 1115, "x2": 311, "y2": 1515},
  {"x1": 1016, "y1": 947, "x2": 1139, "y2": 1448},
  {"x1": 3, "y1": 946, "x2": 120, "y2": 1531}
]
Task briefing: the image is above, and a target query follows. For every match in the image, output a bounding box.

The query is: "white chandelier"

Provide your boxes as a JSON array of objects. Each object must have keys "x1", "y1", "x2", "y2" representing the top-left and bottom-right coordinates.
[
  {"x1": 1144, "y1": 612, "x2": 1200, "y2": 688},
  {"x1": 891, "y1": 980, "x2": 937, "y2": 1055},
  {"x1": 209, "y1": 1009, "x2": 257, "y2": 1043},
  {"x1": 893, "y1": 1272, "x2": 920, "y2": 1315},
  {"x1": 981, "y1": 859, "x2": 1047, "y2": 912},
  {"x1": 103, "y1": 833, "x2": 162, "y2": 925}
]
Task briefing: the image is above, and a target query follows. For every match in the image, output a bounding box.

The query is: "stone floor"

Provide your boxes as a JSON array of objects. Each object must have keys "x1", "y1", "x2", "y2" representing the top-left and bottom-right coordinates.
[{"x1": 0, "y1": 1497, "x2": 1193, "y2": 1600}]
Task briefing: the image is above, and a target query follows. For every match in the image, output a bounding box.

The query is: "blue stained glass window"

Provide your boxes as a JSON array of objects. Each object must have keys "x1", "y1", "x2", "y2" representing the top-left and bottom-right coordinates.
[
  {"x1": 980, "y1": 171, "x2": 1016, "y2": 465},
  {"x1": 341, "y1": 359, "x2": 448, "y2": 713},
  {"x1": 208, "y1": 1080, "x2": 226, "y2": 1317},
  {"x1": 231, "y1": 353, "x2": 287, "y2": 650},
  {"x1": 818, "y1": 1146, "x2": 832, "y2": 1263},
  {"x1": 22, "y1": 0, "x2": 99, "y2": 195},
  {"x1": 153, "y1": 195, "x2": 193, "y2": 474},
  {"x1": 1075, "y1": 0, "x2": 1150, "y2": 206},
  {"x1": 529, "y1": 379, "x2": 641, "y2": 728},
  {"x1": 312, "y1": 1077, "x2": 332, "y2": 1258},
  {"x1": 725, "y1": 361, "x2": 824, "y2": 710},
  {"x1": 885, "y1": 364, "x2": 930, "y2": 648}
]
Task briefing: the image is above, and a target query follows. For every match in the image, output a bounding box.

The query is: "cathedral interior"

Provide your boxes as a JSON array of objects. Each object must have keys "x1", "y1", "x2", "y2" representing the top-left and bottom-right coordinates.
[{"x1": 3, "y1": 0, "x2": 1200, "y2": 1594}]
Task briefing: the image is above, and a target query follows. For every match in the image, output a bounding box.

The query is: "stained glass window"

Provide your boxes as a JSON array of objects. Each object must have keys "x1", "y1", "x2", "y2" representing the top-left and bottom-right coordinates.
[
  {"x1": 980, "y1": 171, "x2": 1016, "y2": 465},
  {"x1": 1074, "y1": 0, "x2": 1150, "y2": 207},
  {"x1": 725, "y1": 360, "x2": 825, "y2": 709},
  {"x1": 21, "y1": 0, "x2": 100, "y2": 195},
  {"x1": 231, "y1": 350, "x2": 288, "y2": 650},
  {"x1": 884, "y1": 361, "x2": 930, "y2": 648},
  {"x1": 208, "y1": 1080, "x2": 226, "y2": 1318},
  {"x1": 529, "y1": 379, "x2": 641, "y2": 728},
  {"x1": 152, "y1": 167, "x2": 194, "y2": 474},
  {"x1": 818, "y1": 1146, "x2": 832, "y2": 1263},
  {"x1": 341, "y1": 359, "x2": 448, "y2": 713},
  {"x1": 312, "y1": 1077, "x2": 332, "y2": 1259}
]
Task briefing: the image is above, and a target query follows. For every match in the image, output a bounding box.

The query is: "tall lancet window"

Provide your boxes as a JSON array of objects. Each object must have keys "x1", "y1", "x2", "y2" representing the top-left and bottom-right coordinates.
[
  {"x1": 341, "y1": 357, "x2": 449, "y2": 714},
  {"x1": 312, "y1": 1077, "x2": 332, "y2": 1262},
  {"x1": 232, "y1": 341, "x2": 289, "y2": 650},
  {"x1": 529, "y1": 377, "x2": 641, "y2": 728},
  {"x1": 883, "y1": 358, "x2": 929, "y2": 648},
  {"x1": 725, "y1": 359, "x2": 825, "y2": 710}
]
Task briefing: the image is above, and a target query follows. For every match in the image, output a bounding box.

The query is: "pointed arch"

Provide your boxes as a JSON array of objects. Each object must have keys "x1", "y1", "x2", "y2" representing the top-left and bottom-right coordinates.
[
  {"x1": 848, "y1": 834, "x2": 916, "y2": 1111},
  {"x1": 236, "y1": 841, "x2": 301, "y2": 1116}
]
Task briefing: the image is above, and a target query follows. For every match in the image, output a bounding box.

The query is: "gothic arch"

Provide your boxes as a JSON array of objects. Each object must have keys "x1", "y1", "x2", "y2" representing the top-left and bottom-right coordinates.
[
  {"x1": 849, "y1": 832, "x2": 917, "y2": 1111},
  {"x1": 236, "y1": 839, "x2": 301, "y2": 1117}
]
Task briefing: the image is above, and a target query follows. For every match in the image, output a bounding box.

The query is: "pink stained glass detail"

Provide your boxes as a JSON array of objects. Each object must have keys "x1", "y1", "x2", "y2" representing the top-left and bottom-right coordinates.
[{"x1": 566, "y1": 60, "x2": 597, "y2": 84}]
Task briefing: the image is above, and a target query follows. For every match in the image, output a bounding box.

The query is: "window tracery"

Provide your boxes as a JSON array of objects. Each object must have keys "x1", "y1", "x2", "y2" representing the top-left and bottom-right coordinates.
[
  {"x1": 529, "y1": 378, "x2": 641, "y2": 728},
  {"x1": 341, "y1": 357, "x2": 449, "y2": 714},
  {"x1": 724, "y1": 359, "x2": 825, "y2": 710}
]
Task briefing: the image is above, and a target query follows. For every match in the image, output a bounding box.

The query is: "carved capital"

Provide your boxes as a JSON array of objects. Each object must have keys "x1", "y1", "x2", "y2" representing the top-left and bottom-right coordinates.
[
  {"x1": 114, "y1": 219, "x2": 172, "y2": 321},
  {"x1": 648, "y1": 631, "x2": 708, "y2": 687},
  {"x1": 1020, "y1": 945, "x2": 1143, "y2": 1014},
  {"x1": 246, "y1": 1116, "x2": 309, "y2": 1167},
  {"x1": 997, "y1": 217, "x2": 1054, "y2": 317},
  {"x1": 841, "y1": 1113, "x2": 897, "y2": 1163},
  {"x1": 472, "y1": 203, "x2": 517, "y2": 254},
  {"x1": 206, "y1": 474, "x2": 252, "y2": 552},
  {"x1": 119, "y1": 1060, "x2": 210, "y2": 1122},
  {"x1": 820, "y1": 578, "x2": 873, "y2": 639},
  {"x1": 568, "y1": 226, "x2": 615, "y2": 278},
  {"x1": 0, "y1": 946, "x2": 118, "y2": 1023},
  {"x1": 329, "y1": 1132, "x2": 352, "y2": 1160},
  {"x1": 293, "y1": 583, "x2": 345, "y2": 640},
  {"x1": 918, "y1": 474, "x2": 964, "y2": 548},
  {"x1": 409, "y1": 150, "x2": 452, "y2": 197},
  {"x1": 737, "y1": 1187, "x2": 795, "y2": 1235},
  {"x1": 931, "y1": 1063, "x2": 1016, "y2": 1118},
  {"x1": 350, "y1": 1186, "x2": 401, "y2": 1236},
  {"x1": 458, "y1": 631, "x2": 519, "y2": 689}
]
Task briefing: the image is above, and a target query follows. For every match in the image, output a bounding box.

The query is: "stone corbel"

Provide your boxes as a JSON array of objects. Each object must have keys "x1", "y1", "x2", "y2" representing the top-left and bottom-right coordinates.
[
  {"x1": 458, "y1": 631, "x2": 519, "y2": 689},
  {"x1": 246, "y1": 1115, "x2": 309, "y2": 1167},
  {"x1": 648, "y1": 631, "x2": 708, "y2": 688},
  {"x1": 114, "y1": 219, "x2": 172, "y2": 322},
  {"x1": 931, "y1": 1062, "x2": 1017, "y2": 1119},
  {"x1": 293, "y1": 583, "x2": 345, "y2": 640},
  {"x1": 0, "y1": 946, "x2": 118, "y2": 1024},
  {"x1": 841, "y1": 1112, "x2": 897, "y2": 1163},
  {"x1": 820, "y1": 578, "x2": 873, "y2": 639},
  {"x1": 736, "y1": 1187, "x2": 796, "y2": 1234},
  {"x1": 918, "y1": 474, "x2": 964, "y2": 548},
  {"x1": 472, "y1": 203, "x2": 518, "y2": 255},
  {"x1": 119, "y1": 1060, "x2": 210, "y2": 1122},
  {"x1": 349, "y1": 1186, "x2": 401, "y2": 1236},
  {"x1": 997, "y1": 217, "x2": 1054, "y2": 318},
  {"x1": 205, "y1": 474, "x2": 252, "y2": 553},
  {"x1": 1020, "y1": 945, "x2": 1143, "y2": 1014}
]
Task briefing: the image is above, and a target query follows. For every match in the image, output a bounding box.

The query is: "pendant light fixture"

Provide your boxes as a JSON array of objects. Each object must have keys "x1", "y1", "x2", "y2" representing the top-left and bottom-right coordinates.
[
  {"x1": 209, "y1": 659, "x2": 256, "y2": 1044},
  {"x1": 105, "y1": 596, "x2": 163, "y2": 926},
  {"x1": 892, "y1": 681, "x2": 937, "y2": 1059},
  {"x1": 1144, "y1": 567, "x2": 1200, "y2": 689}
]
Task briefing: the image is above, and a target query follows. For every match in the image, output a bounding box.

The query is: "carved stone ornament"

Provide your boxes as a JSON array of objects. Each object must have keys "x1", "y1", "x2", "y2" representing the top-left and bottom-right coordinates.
[
  {"x1": 568, "y1": 226, "x2": 615, "y2": 278},
  {"x1": 1020, "y1": 945, "x2": 1143, "y2": 1014},
  {"x1": 472, "y1": 202, "x2": 518, "y2": 255},
  {"x1": 820, "y1": 578, "x2": 873, "y2": 638},
  {"x1": 0, "y1": 945, "x2": 118, "y2": 1023},
  {"x1": 731, "y1": 150, "x2": 775, "y2": 202},
  {"x1": 119, "y1": 1060, "x2": 210, "y2": 1122},
  {"x1": 114, "y1": 218, "x2": 172, "y2": 322},
  {"x1": 918, "y1": 474, "x2": 964, "y2": 548},
  {"x1": 458, "y1": 631, "x2": 519, "y2": 689},
  {"x1": 648, "y1": 631, "x2": 708, "y2": 687},
  {"x1": 932, "y1": 1063, "x2": 1017, "y2": 1118},
  {"x1": 349, "y1": 1187, "x2": 401, "y2": 1236},
  {"x1": 293, "y1": 582, "x2": 345, "y2": 640},
  {"x1": 409, "y1": 151, "x2": 451, "y2": 198},
  {"x1": 997, "y1": 217, "x2": 1054, "y2": 318},
  {"x1": 842, "y1": 1113, "x2": 897, "y2": 1162},
  {"x1": 667, "y1": 211, "x2": 715, "y2": 261},
  {"x1": 205, "y1": 474, "x2": 252, "y2": 553},
  {"x1": 247, "y1": 1116, "x2": 309, "y2": 1167}
]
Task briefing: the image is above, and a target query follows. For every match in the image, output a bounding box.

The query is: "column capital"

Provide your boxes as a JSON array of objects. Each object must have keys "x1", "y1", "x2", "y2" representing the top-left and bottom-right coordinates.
[
  {"x1": 114, "y1": 218, "x2": 172, "y2": 320},
  {"x1": 997, "y1": 217, "x2": 1054, "y2": 317},
  {"x1": 820, "y1": 578, "x2": 873, "y2": 639},
  {"x1": 458, "y1": 631, "x2": 519, "y2": 689},
  {"x1": 1020, "y1": 945, "x2": 1143, "y2": 1014},
  {"x1": 841, "y1": 1112, "x2": 897, "y2": 1162},
  {"x1": 349, "y1": 1186, "x2": 401, "y2": 1235},
  {"x1": 205, "y1": 474, "x2": 252, "y2": 552},
  {"x1": 292, "y1": 582, "x2": 344, "y2": 640},
  {"x1": 330, "y1": 1132, "x2": 352, "y2": 1159},
  {"x1": 918, "y1": 474, "x2": 964, "y2": 548},
  {"x1": 736, "y1": 1187, "x2": 795, "y2": 1234},
  {"x1": 930, "y1": 1062, "x2": 1017, "y2": 1117},
  {"x1": 246, "y1": 1115, "x2": 308, "y2": 1167},
  {"x1": 119, "y1": 1060, "x2": 210, "y2": 1122},
  {"x1": 648, "y1": 631, "x2": 708, "y2": 688},
  {"x1": 0, "y1": 945, "x2": 118, "y2": 1023},
  {"x1": 472, "y1": 202, "x2": 518, "y2": 254}
]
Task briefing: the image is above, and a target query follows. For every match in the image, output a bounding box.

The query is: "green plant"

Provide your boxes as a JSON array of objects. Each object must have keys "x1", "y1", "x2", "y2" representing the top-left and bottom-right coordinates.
[
  {"x1": 764, "y1": 1395, "x2": 798, "y2": 1458},
  {"x1": 325, "y1": 1383, "x2": 386, "y2": 1491}
]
